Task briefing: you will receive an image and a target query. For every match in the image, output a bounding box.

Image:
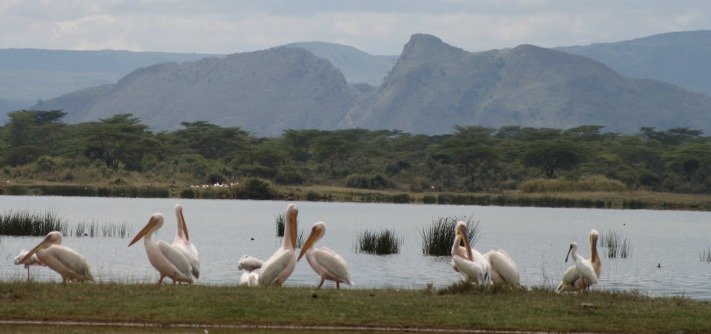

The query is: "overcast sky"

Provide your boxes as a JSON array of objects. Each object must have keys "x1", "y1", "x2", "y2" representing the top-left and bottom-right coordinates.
[{"x1": 1, "y1": 0, "x2": 710, "y2": 55}]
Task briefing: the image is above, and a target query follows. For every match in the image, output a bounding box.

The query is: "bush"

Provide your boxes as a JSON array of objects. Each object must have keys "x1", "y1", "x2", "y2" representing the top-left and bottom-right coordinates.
[
  {"x1": 239, "y1": 178, "x2": 276, "y2": 200},
  {"x1": 345, "y1": 174, "x2": 394, "y2": 190},
  {"x1": 520, "y1": 175, "x2": 626, "y2": 193}
]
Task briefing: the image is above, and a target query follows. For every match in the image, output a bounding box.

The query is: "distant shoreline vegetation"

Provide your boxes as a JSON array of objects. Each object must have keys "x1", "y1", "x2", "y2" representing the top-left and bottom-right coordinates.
[{"x1": 2, "y1": 110, "x2": 711, "y2": 210}]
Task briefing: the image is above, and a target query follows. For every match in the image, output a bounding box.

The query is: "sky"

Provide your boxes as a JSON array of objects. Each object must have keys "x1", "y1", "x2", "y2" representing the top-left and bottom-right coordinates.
[{"x1": 1, "y1": 0, "x2": 710, "y2": 55}]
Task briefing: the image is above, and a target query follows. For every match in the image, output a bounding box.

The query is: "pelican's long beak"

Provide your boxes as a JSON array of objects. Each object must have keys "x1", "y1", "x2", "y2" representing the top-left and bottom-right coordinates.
[
  {"x1": 565, "y1": 244, "x2": 573, "y2": 263},
  {"x1": 179, "y1": 207, "x2": 189, "y2": 241},
  {"x1": 20, "y1": 236, "x2": 51, "y2": 263},
  {"x1": 129, "y1": 215, "x2": 161, "y2": 247},
  {"x1": 286, "y1": 205, "x2": 298, "y2": 248},
  {"x1": 457, "y1": 225, "x2": 473, "y2": 261},
  {"x1": 298, "y1": 227, "x2": 321, "y2": 261}
]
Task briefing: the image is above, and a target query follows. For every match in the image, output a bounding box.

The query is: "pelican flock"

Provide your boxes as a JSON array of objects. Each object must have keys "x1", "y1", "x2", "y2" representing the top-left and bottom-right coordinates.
[
  {"x1": 298, "y1": 222, "x2": 353, "y2": 289},
  {"x1": 9, "y1": 201, "x2": 609, "y2": 296},
  {"x1": 18, "y1": 231, "x2": 94, "y2": 283}
]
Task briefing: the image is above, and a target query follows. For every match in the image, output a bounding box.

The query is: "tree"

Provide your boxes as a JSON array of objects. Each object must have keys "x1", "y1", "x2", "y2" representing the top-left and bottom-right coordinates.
[
  {"x1": 1, "y1": 110, "x2": 67, "y2": 165},
  {"x1": 78, "y1": 114, "x2": 154, "y2": 170},
  {"x1": 173, "y1": 121, "x2": 250, "y2": 160},
  {"x1": 522, "y1": 140, "x2": 582, "y2": 178}
]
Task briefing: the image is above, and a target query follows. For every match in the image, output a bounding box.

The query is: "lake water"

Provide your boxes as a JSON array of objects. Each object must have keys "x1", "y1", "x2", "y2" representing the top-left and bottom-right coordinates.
[{"x1": 1, "y1": 195, "x2": 710, "y2": 299}]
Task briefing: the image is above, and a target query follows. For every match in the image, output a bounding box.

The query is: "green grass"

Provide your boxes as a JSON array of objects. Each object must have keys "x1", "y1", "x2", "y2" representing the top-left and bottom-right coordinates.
[
  {"x1": 0, "y1": 282, "x2": 710, "y2": 333},
  {"x1": 0, "y1": 210, "x2": 68, "y2": 236}
]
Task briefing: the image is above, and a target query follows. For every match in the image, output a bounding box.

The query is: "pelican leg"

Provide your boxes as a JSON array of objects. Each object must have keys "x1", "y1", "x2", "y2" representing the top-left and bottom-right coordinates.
[
  {"x1": 317, "y1": 279, "x2": 325, "y2": 289},
  {"x1": 25, "y1": 267, "x2": 30, "y2": 282},
  {"x1": 158, "y1": 275, "x2": 165, "y2": 285},
  {"x1": 336, "y1": 282, "x2": 340, "y2": 290}
]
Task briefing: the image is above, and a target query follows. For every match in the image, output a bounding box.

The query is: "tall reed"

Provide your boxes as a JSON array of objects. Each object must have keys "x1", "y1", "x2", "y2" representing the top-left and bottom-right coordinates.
[
  {"x1": 0, "y1": 210, "x2": 68, "y2": 236},
  {"x1": 701, "y1": 248, "x2": 711, "y2": 263},
  {"x1": 356, "y1": 229, "x2": 401, "y2": 255},
  {"x1": 600, "y1": 229, "x2": 632, "y2": 258},
  {"x1": 420, "y1": 215, "x2": 481, "y2": 256},
  {"x1": 275, "y1": 214, "x2": 285, "y2": 237},
  {"x1": 73, "y1": 220, "x2": 133, "y2": 238}
]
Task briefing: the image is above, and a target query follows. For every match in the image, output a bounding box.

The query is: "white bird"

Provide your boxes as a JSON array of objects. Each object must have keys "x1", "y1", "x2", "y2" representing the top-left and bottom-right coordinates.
[
  {"x1": 561, "y1": 241, "x2": 598, "y2": 292},
  {"x1": 450, "y1": 221, "x2": 491, "y2": 285},
  {"x1": 237, "y1": 255, "x2": 263, "y2": 272},
  {"x1": 239, "y1": 272, "x2": 259, "y2": 287},
  {"x1": 19, "y1": 231, "x2": 93, "y2": 283},
  {"x1": 483, "y1": 249, "x2": 521, "y2": 287},
  {"x1": 14, "y1": 249, "x2": 45, "y2": 281},
  {"x1": 129, "y1": 213, "x2": 193, "y2": 284},
  {"x1": 172, "y1": 204, "x2": 200, "y2": 279},
  {"x1": 257, "y1": 204, "x2": 299, "y2": 287},
  {"x1": 298, "y1": 222, "x2": 353, "y2": 289},
  {"x1": 557, "y1": 230, "x2": 602, "y2": 292}
]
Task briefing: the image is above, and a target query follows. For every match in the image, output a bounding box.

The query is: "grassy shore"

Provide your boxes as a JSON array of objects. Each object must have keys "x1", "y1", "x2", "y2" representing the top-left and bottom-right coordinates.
[
  {"x1": 1, "y1": 282, "x2": 710, "y2": 333},
  {"x1": 4, "y1": 181, "x2": 711, "y2": 211}
]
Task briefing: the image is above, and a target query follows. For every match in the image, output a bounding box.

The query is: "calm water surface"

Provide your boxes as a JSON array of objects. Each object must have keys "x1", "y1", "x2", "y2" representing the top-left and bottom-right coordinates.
[{"x1": 1, "y1": 195, "x2": 710, "y2": 299}]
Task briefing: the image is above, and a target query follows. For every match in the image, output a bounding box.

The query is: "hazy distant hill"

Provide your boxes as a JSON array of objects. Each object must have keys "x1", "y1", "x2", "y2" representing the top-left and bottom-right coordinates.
[
  {"x1": 284, "y1": 42, "x2": 397, "y2": 86},
  {"x1": 342, "y1": 34, "x2": 711, "y2": 134},
  {"x1": 0, "y1": 49, "x2": 216, "y2": 102},
  {"x1": 35, "y1": 47, "x2": 359, "y2": 136},
  {"x1": 558, "y1": 30, "x2": 711, "y2": 96}
]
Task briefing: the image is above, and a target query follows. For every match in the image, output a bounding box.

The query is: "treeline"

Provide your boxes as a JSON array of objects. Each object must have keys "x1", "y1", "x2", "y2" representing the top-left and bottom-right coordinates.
[{"x1": 2, "y1": 110, "x2": 710, "y2": 194}]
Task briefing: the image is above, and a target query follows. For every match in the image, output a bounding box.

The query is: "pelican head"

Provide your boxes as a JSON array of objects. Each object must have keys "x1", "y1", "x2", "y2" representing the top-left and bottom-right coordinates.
[
  {"x1": 128, "y1": 214, "x2": 164, "y2": 247},
  {"x1": 285, "y1": 204, "x2": 298, "y2": 248},
  {"x1": 589, "y1": 229, "x2": 599, "y2": 244},
  {"x1": 298, "y1": 222, "x2": 326, "y2": 261},
  {"x1": 455, "y1": 221, "x2": 473, "y2": 261},
  {"x1": 175, "y1": 204, "x2": 189, "y2": 241},
  {"x1": 20, "y1": 231, "x2": 62, "y2": 264},
  {"x1": 565, "y1": 242, "x2": 578, "y2": 263}
]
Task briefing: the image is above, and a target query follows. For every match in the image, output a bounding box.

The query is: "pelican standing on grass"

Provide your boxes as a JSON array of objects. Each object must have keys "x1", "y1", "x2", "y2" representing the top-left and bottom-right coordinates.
[
  {"x1": 257, "y1": 204, "x2": 298, "y2": 287},
  {"x1": 483, "y1": 249, "x2": 521, "y2": 287},
  {"x1": 238, "y1": 255, "x2": 263, "y2": 287},
  {"x1": 557, "y1": 229, "x2": 601, "y2": 292},
  {"x1": 129, "y1": 213, "x2": 193, "y2": 284},
  {"x1": 172, "y1": 204, "x2": 200, "y2": 280},
  {"x1": 450, "y1": 221, "x2": 491, "y2": 285},
  {"x1": 14, "y1": 249, "x2": 45, "y2": 281},
  {"x1": 298, "y1": 222, "x2": 353, "y2": 289},
  {"x1": 19, "y1": 231, "x2": 94, "y2": 283},
  {"x1": 560, "y1": 241, "x2": 598, "y2": 292}
]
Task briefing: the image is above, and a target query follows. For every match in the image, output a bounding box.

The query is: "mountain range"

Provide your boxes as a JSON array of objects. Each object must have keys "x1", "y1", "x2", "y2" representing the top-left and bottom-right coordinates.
[{"x1": 5, "y1": 30, "x2": 711, "y2": 135}]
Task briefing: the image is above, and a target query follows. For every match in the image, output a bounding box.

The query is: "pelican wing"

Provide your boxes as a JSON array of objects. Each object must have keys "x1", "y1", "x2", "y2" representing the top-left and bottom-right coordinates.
[
  {"x1": 43, "y1": 245, "x2": 93, "y2": 281},
  {"x1": 157, "y1": 240, "x2": 192, "y2": 279},
  {"x1": 313, "y1": 247, "x2": 352, "y2": 285},
  {"x1": 556, "y1": 265, "x2": 581, "y2": 292},
  {"x1": 484, "y1": 250, "x2": 520, "y2": 287},
  {"x1": 452, "y1": 255, "x2": 487, "y2": 284},
  {"x1": 257, "y1": 249, "x2": 295, "y2": 287},
  {"x1": 173, "y1": 240, "x2": 200, "y2": 279},
  {"x1": 238, "y1": 255, "x2": 264, "y2": 272}
]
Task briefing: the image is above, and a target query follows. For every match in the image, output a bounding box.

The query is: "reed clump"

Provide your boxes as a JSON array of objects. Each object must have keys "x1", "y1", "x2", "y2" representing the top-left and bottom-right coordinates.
[
  {"x1": 700, "y1": 248, "x2": 711, "y2": 263},
  {"x1": 600, "y1": 229, "x2": 632, "y2": 258},
  {"x1": 356, "y1": 229, "x2": 401, "y2": 255},
  {"x1": 72, "y1": 220, "x2": 133, "y2": 238},
  {"x1": 420, "y1": 215, "x2": 481, "y2": 256},
  {"x1": 0, "y1": 210, "x2": 68, "y2": 236}
]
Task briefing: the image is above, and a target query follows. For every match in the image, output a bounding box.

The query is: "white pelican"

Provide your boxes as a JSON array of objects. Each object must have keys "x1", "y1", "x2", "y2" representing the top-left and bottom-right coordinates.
[
  {"x1": 237, "y1": 255, "x2": 263, "y2": 272},
  {"x1": 450, "y1": 221, "x2": 491, "y2": 285},
  {"x1": 557, "y1": 230, "x2": 601, "y2": 292},
  {"x1": 128, "y1": 213, "x2": 193, "y2": 284},
  {"x1": 19, "y1": 231, "x2": 94, "y2": 283},
  {"x1": 483, "y1": 249, "x2": 521, "y2": 287},
  {"x1": 561, "y1": 241, "x2": 598, "y2": 292},
  {"x1": 298, "y1": 222, "x2": 353, "y2": 289},
  {"x1": 257, "y1": 204, "x2": 298, "y2": 287},
  {"x1": 14, "y1": 249, "x2": 45, "y2": 281},
  {"x1": 172, "y1": 204, "x2": 200, "y2": 279},
  {"x1": 239, "y1": 272, "x2": 259, "y2": 286}
]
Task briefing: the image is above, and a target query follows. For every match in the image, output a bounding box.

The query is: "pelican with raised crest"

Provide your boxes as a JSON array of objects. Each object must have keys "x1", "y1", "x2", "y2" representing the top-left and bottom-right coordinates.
[
  {"x1": 557, "y1": 229, "x2": 601, "y2": 292},
  {"x1": 257, "y1": 204, "x2": 298, "y2": 287},
  {"x1": 172, "y1": 204, "x2": 200, "y2": 280},
  {"x1": 450, "y1": 221, "x2": 491, "y2": 285},
  {"x1": 19, "y1": 231, "x2": 93, "y2": 283},
  {"x1": 298, "y1": 222, "x2": 353, "y2": 289},
  {"x1": 129, "y1": 213, "x2": 193, "y2": 284}
]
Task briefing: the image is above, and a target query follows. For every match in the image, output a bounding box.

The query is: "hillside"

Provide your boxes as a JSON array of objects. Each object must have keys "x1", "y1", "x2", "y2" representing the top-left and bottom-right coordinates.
[
  {"x1": 34, "y1": 47, "x2": 359, "y2": 136},
  {"x1": 0, "y1": 48, "x2": 215, "y2": 103},
  {"x1": 284, "y1": 42, "x2": 397, "y2": 86},
  {"x1": 342, "y1": 34, "x2": 711, "y2": 135},
  {"x1": 557, "y1": 30, "x2": 711, "y2": 96}
]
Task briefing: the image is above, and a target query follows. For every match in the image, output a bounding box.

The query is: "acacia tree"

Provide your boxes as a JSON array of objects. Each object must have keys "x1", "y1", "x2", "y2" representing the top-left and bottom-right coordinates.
[
  {"x1": 1, "y1": 110, "x2": 66, "y2": 165},
  {"x1": 522, "y1": 139, "x2": 582, "y2": 178},
  {"x1": 79, "y1": 114, "x2": 155, "y2": 170}
]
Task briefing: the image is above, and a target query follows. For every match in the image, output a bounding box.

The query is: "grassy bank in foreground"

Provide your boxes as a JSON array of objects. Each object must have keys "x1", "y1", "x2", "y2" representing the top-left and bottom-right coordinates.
[{"x1": 1, "y1": 282, "x2": 709, "y2": 333}]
